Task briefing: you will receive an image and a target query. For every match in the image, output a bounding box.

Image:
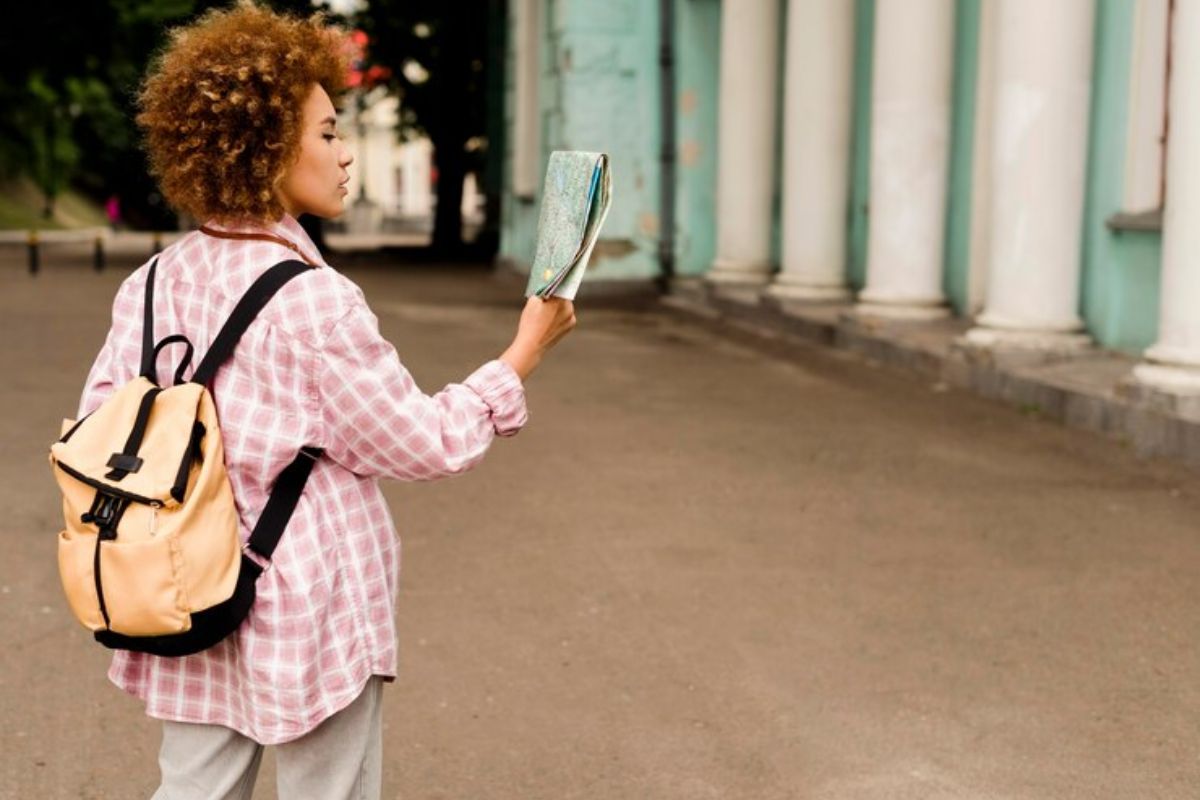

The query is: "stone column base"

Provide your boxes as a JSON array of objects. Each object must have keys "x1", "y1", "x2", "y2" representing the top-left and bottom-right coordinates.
[
  {"x1": 766, "y1": 280, "x2": 851, "y2": 303},
  {"x1": 705, "y1": 261, "x2": 773, "y2": 287},
  {"x1": 854, "y1": 299, "x2": 950, "y2": 321},
  {"x1": 1121, "y1": 363, "x2": 1200, "y2": 422},
  {"x1": 1130, "y1": 361, "x2": 1200, "y2": 392},
  {"x1": 962, "y1": 326, "x2": 1092, "y2": 354}
]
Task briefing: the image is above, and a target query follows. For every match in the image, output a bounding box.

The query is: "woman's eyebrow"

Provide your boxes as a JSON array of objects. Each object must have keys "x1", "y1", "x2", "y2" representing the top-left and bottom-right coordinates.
[{"x1": 320, "y1": 116, "x2": 337, "y2": 127}]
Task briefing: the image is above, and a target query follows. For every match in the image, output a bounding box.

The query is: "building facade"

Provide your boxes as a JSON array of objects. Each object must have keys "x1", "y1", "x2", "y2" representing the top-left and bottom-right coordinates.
[
  {"x1": 499, "y1": 0, "x2": 1200, "y2": 401},
  {"x1": 337, "y1": 92, "x2": 484, "y2": 234}
]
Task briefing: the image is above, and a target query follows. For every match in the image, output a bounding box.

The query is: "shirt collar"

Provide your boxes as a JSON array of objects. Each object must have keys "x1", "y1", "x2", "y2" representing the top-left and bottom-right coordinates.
[{"x1": 201, "y1": 215, "x2": 327, "y2": 268}]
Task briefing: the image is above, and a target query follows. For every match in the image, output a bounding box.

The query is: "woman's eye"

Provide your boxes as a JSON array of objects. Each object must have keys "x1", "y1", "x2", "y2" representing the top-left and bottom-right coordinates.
[{"x1": 322, "y1": 134, "x2": 336, "y2": 142}]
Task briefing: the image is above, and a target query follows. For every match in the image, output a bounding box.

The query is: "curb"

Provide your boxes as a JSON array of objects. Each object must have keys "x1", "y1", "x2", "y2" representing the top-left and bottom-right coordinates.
[{"x1": 659, "y1": 280, "x2": 1200, "y2": 471}]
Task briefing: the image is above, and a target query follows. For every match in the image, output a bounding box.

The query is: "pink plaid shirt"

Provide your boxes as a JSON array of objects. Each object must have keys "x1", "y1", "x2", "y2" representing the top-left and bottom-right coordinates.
[{"x1": 78, "y1": 215, "x2": 527, "y2": 744}]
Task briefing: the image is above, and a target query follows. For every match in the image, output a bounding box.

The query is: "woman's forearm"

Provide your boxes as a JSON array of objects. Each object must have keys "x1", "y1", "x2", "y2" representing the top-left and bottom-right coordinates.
[{"x1": 499, "y1": 339, "x2": 543, "y2": 381}]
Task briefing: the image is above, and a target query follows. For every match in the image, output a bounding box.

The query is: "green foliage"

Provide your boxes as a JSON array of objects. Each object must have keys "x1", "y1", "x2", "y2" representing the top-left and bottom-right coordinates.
[
  {"x1": 0, "y1": 0, "x2": 342, "y2": 229},
  {"x1": 24, "y1": 74, "x2": 83, "y2": 216}
]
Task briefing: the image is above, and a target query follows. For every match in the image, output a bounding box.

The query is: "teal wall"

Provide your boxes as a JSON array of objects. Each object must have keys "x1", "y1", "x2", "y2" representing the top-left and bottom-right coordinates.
[
  {"x1": 502, "y1": 0, "x2": 1165, "y2": 354},
  {"x1": 672, "y1": 0, "x2": 720, "y2": 276},
  {"x1": 1079, "y1": 0, "x2": 1162, "y2": 353},
  {"x1": 942, "y1": 0, "x2": 980, "y2": 315},
  {"x1": 500, "y1": 0, "x2": 662, "y2": 282},
  {"x1": 846, "y1": 0, "x2": 875, "y2": 290}
]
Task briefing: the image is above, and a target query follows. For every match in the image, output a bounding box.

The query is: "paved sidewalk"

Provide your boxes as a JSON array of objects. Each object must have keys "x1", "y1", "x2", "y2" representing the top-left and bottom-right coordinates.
[
  {"x1": 2, "y1": 258, "x2": 1199, "y2": 799},
  {"x1": 0, "y1": 229, "x2": 431, "y2": 275}
]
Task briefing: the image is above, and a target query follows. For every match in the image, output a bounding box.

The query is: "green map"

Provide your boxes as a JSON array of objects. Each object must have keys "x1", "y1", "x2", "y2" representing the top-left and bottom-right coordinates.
[{"x1": 525, "y1": 151, "x2": 613, "y2": 300}]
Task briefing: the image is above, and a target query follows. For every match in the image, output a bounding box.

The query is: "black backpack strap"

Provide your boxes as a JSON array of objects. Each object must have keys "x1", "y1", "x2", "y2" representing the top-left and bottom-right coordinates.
[
  {"x1": 104, "y1": 385, "x2": 164, "y2": 480},
  {"x1": 192, "y1": 259, "x2": 317, "y2": 562},
  {"x1": 152, "y1": 334, "x2": 195, "y2": 386},
  {"x1": 191, "y1": 260, "x2": 311, "y2": 386},
  {"x1": 245, "y1": 445, "x2": 324, "y2": 563},
  {"x1": 138, "y1": 258, "x2": 160, "y2": 381}
]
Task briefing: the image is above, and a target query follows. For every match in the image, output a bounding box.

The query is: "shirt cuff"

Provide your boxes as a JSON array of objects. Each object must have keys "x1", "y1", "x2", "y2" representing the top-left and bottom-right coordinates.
[{"x1": 463, "y1": 359, "x2": 528, "y2": 437}]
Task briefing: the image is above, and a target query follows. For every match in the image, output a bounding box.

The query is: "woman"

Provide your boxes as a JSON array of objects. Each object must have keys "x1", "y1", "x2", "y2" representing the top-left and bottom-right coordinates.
[{"x1": 78, "y1": 3, "x2": 575, "y2": 798}]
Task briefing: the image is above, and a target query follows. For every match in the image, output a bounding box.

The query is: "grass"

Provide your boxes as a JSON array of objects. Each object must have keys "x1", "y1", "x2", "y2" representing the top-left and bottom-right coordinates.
[{"x1": 0, "y1": 177, "x2": 106, "y2": 231}]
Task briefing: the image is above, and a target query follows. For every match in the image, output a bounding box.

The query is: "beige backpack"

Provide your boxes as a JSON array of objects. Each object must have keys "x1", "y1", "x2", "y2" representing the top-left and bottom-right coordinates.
[{"x1": 49, "y1": 258, "x2": 321, "y2": 656}]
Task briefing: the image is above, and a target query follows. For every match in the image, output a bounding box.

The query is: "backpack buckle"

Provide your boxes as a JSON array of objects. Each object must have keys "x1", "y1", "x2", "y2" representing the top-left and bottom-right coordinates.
[
  {"x1": 242, "y1": 541, "x2": 272, "y2": 572},
  {"x1": 82, "y1": 492, "x2": 129, "y2": 540}
]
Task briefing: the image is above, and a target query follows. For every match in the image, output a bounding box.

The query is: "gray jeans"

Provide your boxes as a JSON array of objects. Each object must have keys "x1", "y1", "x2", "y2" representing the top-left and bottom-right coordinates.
[{"x1": 150, "y1": 677, "x2": 383, "y2": 800}]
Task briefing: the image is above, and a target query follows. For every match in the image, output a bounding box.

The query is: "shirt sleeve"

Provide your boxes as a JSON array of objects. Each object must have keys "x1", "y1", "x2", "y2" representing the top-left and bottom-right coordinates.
[
  {"x1": 78, "y1": 276, "x2": 142, "y2": 419},
  {"x1": 316, "y1": 300, "x2": 528, "y2": 481}
]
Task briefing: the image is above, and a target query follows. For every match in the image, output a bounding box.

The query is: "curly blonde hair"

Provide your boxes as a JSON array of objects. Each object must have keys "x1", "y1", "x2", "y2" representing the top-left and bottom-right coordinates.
[{"x1": 137, "y1": 2, "x2": 348, "y2": 223}]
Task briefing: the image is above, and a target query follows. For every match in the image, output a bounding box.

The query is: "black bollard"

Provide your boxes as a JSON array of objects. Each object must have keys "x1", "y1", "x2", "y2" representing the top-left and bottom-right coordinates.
[
  {"x1": 94, "y1": 235, "x2": 105, "y2": 272},
  {"x1": 28, "y1": 231, "x2": 39, "y2": 275}
]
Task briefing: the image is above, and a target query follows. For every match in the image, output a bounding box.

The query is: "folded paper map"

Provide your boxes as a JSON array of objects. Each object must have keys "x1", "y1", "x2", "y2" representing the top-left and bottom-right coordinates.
[{"x1": 525, "y1": 151, "x2": 613, "y2": 300}]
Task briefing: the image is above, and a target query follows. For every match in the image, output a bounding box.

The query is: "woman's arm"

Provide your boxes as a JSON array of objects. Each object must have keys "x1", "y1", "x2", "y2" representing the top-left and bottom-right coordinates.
[{"x1": 317, "y1": 299, "x2": 569, "y2": 481}]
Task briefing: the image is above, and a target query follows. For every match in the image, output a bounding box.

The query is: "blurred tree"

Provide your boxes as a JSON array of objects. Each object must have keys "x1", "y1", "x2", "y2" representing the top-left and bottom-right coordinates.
[
  {"x1": 0, "y1": 1, "x2": 198, "y2": 225},
  {"x1": 23, "y1": 75, "x2": 82, "y2": 218},
  {"x1": 359, "y1": 0, "x2": 494, "y2": 253},
  {"x1": 0, "y1": 0, "x2": 341, "y2": 229}
]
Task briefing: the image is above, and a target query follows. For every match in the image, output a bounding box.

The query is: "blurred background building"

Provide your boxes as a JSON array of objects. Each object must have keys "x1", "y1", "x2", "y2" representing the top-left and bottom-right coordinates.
[
  {"x1": 335, "y1": 90, "x2": 484, "y2": 236},
  {"x1": 497, "y1": 0, "x2": 1199, "y2": 402},
  {"x1": 3, "y1": 0, "x2": 1198, "y2": 410}
]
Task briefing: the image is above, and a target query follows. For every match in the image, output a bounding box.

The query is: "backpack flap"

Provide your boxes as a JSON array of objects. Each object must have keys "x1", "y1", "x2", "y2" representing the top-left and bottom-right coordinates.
[{"x1": 50, "y1": 377, "x2": 205, "y2": 508}]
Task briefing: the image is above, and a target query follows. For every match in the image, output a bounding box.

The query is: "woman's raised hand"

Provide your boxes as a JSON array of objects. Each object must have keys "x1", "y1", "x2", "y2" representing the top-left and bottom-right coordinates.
[{"x1": 499, "y1": 296, "x2": 577, "y2": 380}]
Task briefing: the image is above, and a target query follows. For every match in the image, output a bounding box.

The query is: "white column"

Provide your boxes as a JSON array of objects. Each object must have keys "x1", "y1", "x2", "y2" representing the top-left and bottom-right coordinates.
[
  {"x1": 965, "y1": 0, "x2": 1095, "y2": 349},
  {"x1": 856, "y1": 0, "x2": 955, "y2": 319},
  {"x1": 400, "y1": 139, "x2": 433, "y2": 218},
  {"x1": 1133, "y1": 1, "x2": 1200, "y2": 391},
  {"x1": 707, "y1": 0, "x2": 780, "y2": 286},
  {"x1": 768, "y1": 0, "x2": 856, "y2": 302},
  {"x1": 512, "y1": 0, "x2": 541, "y2": 200},
  {"x1": 365, "y1": 97, "x2": 400, "y2": 213}
]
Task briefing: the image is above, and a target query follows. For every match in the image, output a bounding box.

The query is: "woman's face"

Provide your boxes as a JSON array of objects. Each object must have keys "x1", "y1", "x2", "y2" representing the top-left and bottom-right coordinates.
[{"x1": 276, "y1": 84, "x2": 353, "y2": 219}]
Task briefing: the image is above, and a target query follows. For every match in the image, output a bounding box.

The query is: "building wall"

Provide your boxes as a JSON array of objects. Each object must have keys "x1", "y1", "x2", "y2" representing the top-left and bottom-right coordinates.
[
  {"x1": 500, "y1": 0, "x2": 663, "y2": 283},
  {"x1": 673, "y1": 0, "x2": 720, "y2": 277},
  {"x1": 339, "y1": 93, "x2": 442, "y2": 232},
  {"x1": 847, "y1": 0, "x2": 876, "y2": 290},
  {"x1": 943, "y1": 0, "x2": 981, "y2": 315},
  {"x1": 1079, "y1": 0, "x2": 1163, "y2": 353},
  {"x1": 340, "y1": 94, "x2": 402, "y2": 215},
  {"x1": 501, "y1": 0, "x2": 1167, "y2": 356}
]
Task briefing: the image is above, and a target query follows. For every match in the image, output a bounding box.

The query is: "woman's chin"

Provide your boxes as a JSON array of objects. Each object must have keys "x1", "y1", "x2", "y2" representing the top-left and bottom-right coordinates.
[{"x1": 320, "y1": 200, "x2": 347, "y2": 220}]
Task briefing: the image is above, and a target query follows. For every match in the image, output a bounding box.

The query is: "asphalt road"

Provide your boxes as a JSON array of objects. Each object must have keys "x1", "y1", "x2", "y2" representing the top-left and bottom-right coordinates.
[{"x1": 3, "y1": 251, "x2": 1199, "y2": 799}]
